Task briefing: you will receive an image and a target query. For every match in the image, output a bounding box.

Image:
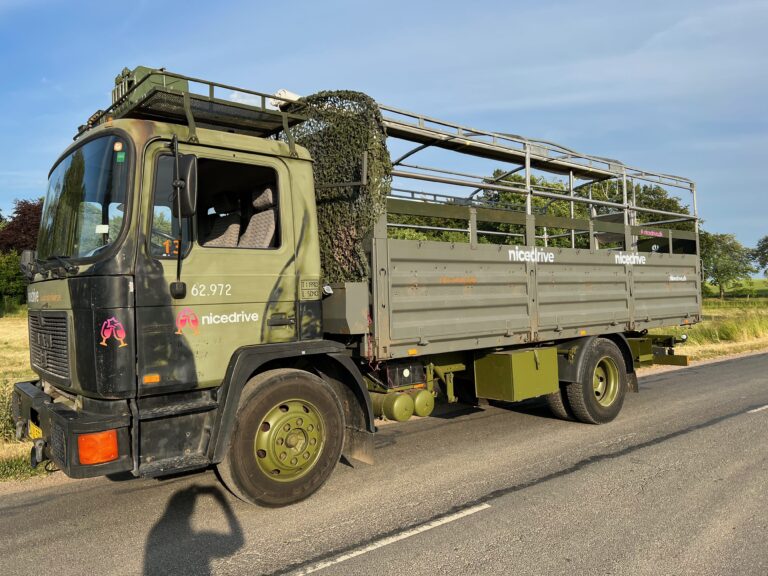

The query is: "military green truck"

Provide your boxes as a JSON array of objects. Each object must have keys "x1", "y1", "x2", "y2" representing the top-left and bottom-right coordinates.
[{"x1": 12, "y1": 67, "x2": 700, "y2": 506}]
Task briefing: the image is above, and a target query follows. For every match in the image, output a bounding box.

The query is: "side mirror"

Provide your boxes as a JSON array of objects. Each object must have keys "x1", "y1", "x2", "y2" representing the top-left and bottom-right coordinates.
[
  {"x1": 173, "y1": 154, "x2": 198, "y2": 218},
  {"x1": 20, "y1": 250, "x2": 36, "y2": 280},
  {"x1": 20, "y1": 250, "x2": 35, "y2": 268}
]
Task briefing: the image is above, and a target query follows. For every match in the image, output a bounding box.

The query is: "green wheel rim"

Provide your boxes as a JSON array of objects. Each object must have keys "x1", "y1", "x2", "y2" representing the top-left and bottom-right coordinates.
[
  {"x1": 593, "y1": 356, "x2": 620, "y2": 407},
  {"x1": 254, "y1": 399, "x2": 325, "y2": 482}
]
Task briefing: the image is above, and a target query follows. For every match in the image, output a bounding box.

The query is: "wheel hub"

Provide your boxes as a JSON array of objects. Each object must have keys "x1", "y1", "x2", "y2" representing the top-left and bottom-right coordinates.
[
  {"x1": 593, "y1": 356, "x2": 619, "y2": 407},
  {"x1": 254, "y1": 399, "x2": 324, "y2": 482}
]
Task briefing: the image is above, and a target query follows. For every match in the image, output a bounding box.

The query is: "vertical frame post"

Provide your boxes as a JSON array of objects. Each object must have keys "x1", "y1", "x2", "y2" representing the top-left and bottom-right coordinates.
[
  {"x1": 569, "y1": 170, "x2": 575, "y2": 248},
  {"x1": 622, "y1": 172, "x2": 631, "y2": 251},
  {"x1": 525, "y1": 147, "x2": 534, "y2": 246},
  {"x1": 692, "y1": 183, "x2": 699, "y2": 256},
  {"x1": 588, "y1": 183, "x2": 597, "y2": 250},
  {"x1": 469, "y1": 206, "x2": 478, "y2": 249}
]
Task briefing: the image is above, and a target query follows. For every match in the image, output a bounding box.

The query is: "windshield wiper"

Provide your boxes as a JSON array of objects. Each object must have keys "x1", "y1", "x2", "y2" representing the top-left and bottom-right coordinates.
[{"x1": 45, "y1": 255, "x2": 78, "y2": 274}]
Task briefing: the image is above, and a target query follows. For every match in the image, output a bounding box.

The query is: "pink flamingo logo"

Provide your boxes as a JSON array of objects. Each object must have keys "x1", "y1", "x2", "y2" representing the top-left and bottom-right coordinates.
[
  {"x1": 175, "y1": 307, "x2": 200, "y2": 336},
  {"x1": 99, "y1": 317, "x2": 128, "y2": 347}
]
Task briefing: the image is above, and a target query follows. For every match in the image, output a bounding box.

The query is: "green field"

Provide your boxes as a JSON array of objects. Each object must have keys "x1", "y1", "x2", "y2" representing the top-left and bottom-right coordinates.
[
  {"x1": 703, "y1": 278, "x2": 768, "y2": 299},
  {"x1": 1, "y1": 299, "x2": 767, "y2": 480},
  {"x1": 657, "y1": 298, "x2": 768, "y2": 359}
]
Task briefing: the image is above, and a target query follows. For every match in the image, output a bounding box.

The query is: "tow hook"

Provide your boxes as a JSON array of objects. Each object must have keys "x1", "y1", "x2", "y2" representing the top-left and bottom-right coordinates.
[{"x1": 30, "y1": 439, "x2": 46, "y2": 468}]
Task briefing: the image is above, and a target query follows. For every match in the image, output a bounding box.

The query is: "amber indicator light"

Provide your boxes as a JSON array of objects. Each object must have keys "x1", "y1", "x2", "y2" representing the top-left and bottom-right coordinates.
[{"x1": 77, "y1": 429, "x2": 118, "y2": 465}]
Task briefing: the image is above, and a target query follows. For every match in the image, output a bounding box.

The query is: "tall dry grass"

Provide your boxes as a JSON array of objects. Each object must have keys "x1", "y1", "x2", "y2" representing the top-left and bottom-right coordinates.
[
  {"x1": 0, "y1": 316, "x2": 34, "y2": 441},
  {"x1": 652, "y1": 301, "x2": 768, "y2": 359}
]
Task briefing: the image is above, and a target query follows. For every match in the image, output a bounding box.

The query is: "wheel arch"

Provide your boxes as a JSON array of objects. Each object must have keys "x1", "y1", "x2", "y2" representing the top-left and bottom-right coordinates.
[
  {"x1": 209, "y1": 341, "x2": 374, "y2": 465},
  {"x1": 555, "y1": 336, "x2": 597, "y2": 384},
  {"x1": 556, "y1": 334, "x2": 638, "y2": 392},
  {"x1": 601, "y1": 333, "x2": 639, "y2": 393}
]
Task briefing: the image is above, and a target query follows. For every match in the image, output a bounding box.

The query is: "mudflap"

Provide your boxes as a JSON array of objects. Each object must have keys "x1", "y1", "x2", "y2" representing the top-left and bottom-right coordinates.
[{"x1": 342, "y1": 427, "x2": 375, "y2": 466}]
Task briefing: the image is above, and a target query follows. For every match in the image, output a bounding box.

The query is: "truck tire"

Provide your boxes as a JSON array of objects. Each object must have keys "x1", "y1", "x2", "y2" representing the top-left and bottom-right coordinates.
[
  {"x1": 217, "y1": 368, "x2": 345, "y2": 506},
  {"x1": 545, "y1": 386, "x2": 574, "y2": 421},
  {"x1": 565, "y1": 338, "x2": 627, "y2": 424}
]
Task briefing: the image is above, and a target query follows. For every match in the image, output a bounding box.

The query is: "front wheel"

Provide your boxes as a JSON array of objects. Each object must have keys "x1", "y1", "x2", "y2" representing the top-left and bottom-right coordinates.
[
  {"x1": 565, "y1": 338, "x2": 628, "y2": 424},
  {"x1": 217, "y1": 369, "x2": 345, "y2": 506}
]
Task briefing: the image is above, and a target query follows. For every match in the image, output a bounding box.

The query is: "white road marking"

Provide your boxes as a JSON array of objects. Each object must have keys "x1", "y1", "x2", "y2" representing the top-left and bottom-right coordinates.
[
  {"x1": 290, "y1": 503, "x2": 492, "y2": 575},
  {"x1": 747, "y1": 404, "x2": 768, "y2": 414}
]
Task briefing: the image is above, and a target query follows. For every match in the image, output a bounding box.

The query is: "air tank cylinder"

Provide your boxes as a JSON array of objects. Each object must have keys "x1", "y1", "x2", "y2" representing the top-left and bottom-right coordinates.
[
  {"x1": 371, "y1": 392, "x2": 414, "y2": 422},
  {"x1": 407, "y1": 388, "x2": 435, "y2": 417}
]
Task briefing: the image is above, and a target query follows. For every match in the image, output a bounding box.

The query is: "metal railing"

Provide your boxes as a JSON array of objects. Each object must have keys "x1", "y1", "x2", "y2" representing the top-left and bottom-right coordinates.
[{"x1": 379, "y1": 103, "x2": 698, "y2": 254}]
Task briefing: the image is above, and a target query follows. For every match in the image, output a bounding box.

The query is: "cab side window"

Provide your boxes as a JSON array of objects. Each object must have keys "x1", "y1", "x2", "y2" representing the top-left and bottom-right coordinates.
[
  {"x1": 196, "y1": 158, "x2": 280, "y2": 250},
  {"x1": 149, "y1": 155, "x2": 192, "y2": 258}
]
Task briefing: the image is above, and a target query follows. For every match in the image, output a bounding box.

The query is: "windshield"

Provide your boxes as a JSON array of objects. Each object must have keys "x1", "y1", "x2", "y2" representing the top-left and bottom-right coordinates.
[{"x1": 37, "y1": 134, "x2": 129, "y2": 262}]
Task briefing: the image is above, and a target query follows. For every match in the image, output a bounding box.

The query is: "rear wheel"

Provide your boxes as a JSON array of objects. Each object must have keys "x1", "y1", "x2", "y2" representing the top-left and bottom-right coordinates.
[
  {"x1": 565, "y1": 339, "x2": 627, "y2": 424},
  {"x1": 545, "y1": 385, "x2": 574, "y2": 420},
  {"x1": 217, "y1": 369, "x2": 344, "y2": 506}
]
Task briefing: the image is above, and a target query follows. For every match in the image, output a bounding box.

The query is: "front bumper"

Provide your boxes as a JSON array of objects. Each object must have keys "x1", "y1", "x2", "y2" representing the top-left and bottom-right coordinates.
[{"x1": 12, "y1": 380, "x2": 133, "y2": 478}]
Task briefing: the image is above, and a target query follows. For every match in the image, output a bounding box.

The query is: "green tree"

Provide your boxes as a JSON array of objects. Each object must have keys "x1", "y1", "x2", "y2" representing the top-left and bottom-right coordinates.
[
  {"x1": 479, "y1": 172, "x2": 693, "y2": 247},
  {"x1": 0, "y1": 198, "x2": 43, "y2": 251},
  {"x1": 699, "y1": 231, "x2": 757, "y2": 298},
  {"x1": 755, "y1": 235, "x2": 768, "y2": 276},
  {"x1": 0, "y1": 250, "x2": 25, "y2": 299},
  {"x1": 387, "y1": 169, "x2": 694, "y2": 249}
]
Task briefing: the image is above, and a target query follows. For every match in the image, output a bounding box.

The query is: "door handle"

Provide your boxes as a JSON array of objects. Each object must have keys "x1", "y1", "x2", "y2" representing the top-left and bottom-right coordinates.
[{"x1": 267, "y1": 314, "x2": 296, "y2": 327}]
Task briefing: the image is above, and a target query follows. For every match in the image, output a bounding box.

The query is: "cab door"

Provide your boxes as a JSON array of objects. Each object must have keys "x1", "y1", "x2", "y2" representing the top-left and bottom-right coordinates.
[{"x1": 135, "y1": 142, "x2": 297, "y2": 395}]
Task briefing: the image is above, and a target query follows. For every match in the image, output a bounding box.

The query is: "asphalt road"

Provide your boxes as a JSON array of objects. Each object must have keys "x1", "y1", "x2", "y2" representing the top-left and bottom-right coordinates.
[{"x1": 1, "y1": 353, "x2": 766, "y2": 576}]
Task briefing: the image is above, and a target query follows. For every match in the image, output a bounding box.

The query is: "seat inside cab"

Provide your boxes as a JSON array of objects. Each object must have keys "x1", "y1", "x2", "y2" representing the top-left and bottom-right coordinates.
[{"x1": 197, "y1": 159, "x2": 280, "y2": 249}]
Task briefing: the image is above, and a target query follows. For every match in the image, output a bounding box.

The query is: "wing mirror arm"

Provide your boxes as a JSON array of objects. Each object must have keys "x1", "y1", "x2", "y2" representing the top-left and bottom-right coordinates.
[{"x1": 169, "y1": 135, "x2": 198, "y2": 299}]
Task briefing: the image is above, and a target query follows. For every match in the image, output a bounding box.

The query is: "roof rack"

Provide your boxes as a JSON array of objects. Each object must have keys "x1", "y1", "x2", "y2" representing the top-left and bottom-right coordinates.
[
  {"x1": 380, "y1": 104, "x2": 694, "y2": 192},
  {"x1": 78, "y1": 67, "x2": 307, "y2": 141}
]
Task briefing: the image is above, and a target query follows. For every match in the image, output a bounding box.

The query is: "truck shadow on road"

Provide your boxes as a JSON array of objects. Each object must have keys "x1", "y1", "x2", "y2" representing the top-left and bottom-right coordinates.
[
  {"x1": 143, "y1": 484, "x2": 244, "y2": 576},
  {"x1": 485, "y1": 398, "x2": 564, "y2": 421}
]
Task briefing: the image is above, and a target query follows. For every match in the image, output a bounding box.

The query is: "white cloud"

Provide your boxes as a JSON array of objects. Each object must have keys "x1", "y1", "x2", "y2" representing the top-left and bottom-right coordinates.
[{"x1": 458, "y1": 2, "x2": 768, "y2": 114}]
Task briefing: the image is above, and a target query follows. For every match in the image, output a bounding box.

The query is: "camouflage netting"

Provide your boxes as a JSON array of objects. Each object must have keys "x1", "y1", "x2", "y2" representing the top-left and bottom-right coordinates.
[{"x1": 284, "y1": 91, "x2": 391, "y2": 283}]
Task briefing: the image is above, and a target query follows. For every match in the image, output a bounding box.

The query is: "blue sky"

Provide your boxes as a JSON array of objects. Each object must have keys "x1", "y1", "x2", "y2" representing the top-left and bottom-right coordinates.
[{"x1": 1, "y1": 0, "x2": 766, "y2": 246}]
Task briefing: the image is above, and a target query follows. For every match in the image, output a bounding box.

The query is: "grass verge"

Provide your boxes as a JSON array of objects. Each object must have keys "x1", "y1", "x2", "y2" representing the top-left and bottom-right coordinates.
[
  {"x1": 0, "y1": 315, "x2": 51, "y2": 481},
  {"x1": 0, "y1": 443, "x2": 49, "y2": 481},
  {"x1": 656, "y1": 301, "x2": 768, "y2": 361}
]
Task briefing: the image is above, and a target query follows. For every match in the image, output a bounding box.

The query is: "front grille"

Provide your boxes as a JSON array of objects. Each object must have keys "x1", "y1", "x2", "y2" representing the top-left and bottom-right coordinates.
[{"x1": 28, "y1": 312, "x2": 70, "y2": 380}]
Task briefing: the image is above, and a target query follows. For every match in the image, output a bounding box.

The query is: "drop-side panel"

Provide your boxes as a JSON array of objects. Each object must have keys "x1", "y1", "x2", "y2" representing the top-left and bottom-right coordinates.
[
  {"x1": 632, "y1": 255, "x2": 700, "y2": 327},
  {"x1": 537, "y1": 252, "x2": 630, "y2": 333},
  {"x1": 380, "y1": 239, "x2": 531, "y2": 356},
  {"x1": 372, "y1": 239, "x2": 701, "y2": 359}
]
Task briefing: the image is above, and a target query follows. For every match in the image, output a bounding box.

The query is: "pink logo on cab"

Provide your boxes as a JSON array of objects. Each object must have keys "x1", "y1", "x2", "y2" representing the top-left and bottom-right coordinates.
[
  {"x1": 175, "y1": 308, "x2": 200, "y2": 336},
  {"x1": 99, "y1": 317, "x2": 128, "y2": 347}
]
